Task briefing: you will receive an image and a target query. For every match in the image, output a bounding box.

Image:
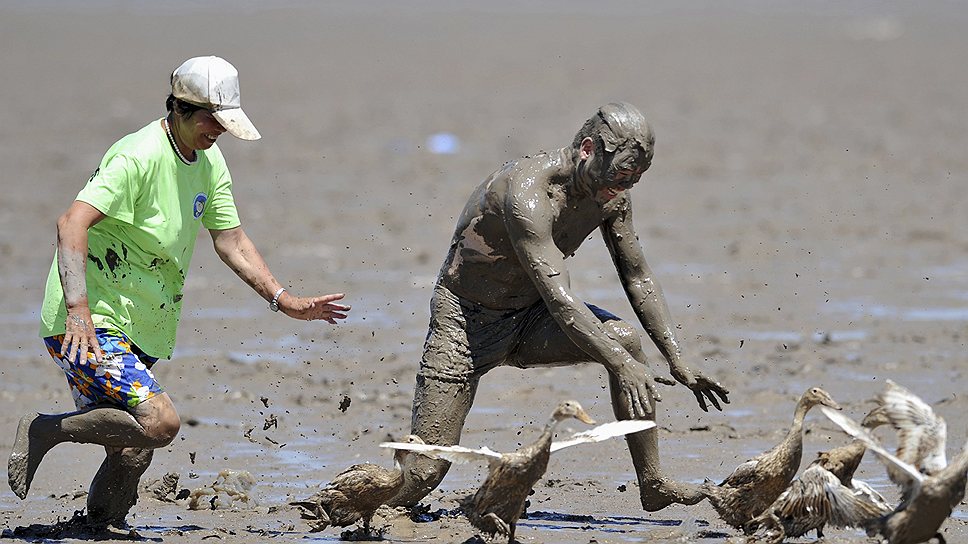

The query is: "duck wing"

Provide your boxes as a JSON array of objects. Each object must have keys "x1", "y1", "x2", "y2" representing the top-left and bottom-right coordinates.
[
  {"x1": 328, "y1": 463, "x2": 401, "y2": 497},
  {"x1": 879, "y1": 380, "x2": 948, "y2": 474},
  {"x1": 821, "y1": 407, "x2": 924, "y2": 497},
  {"x1": 380, "y1": 441, "x2": 503, "y2": 465},
  {"x1": 849, "y1": 478, "x2": 890, "y2": 509},
  {"x1": 716, "y1": 457, "x2": 763, "y2": 488},
  {"x1": 748, "y1": 464, "x2": 891, "y2": 539},
  {"x1": 823, "y1": 475, "x2": 893, "y2": 528},
  {"x1": 550, "y1": 420, "x2": 656, "y2": 453}
]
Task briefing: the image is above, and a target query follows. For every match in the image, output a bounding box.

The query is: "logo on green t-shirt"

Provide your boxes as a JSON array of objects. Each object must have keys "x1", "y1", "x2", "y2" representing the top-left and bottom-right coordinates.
[{"x1": 193, "y1": 192, "x2": 208, "y2": 219}]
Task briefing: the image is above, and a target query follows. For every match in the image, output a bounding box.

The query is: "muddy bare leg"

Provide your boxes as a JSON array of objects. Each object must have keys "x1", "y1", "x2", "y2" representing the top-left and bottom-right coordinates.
[
  {"x1": 510, "y1": 309, "x2": 703, "y2": 512},
  {"x1": 9, "y1": 408, "x2": 156, "y2": 499},
  {"x1": 389, "y1": 374, "x2": 478, "y2": 507},
  {"x1": 586, "y1": 317, "x2": 703, "y2": 511},
  {"x1": 87, "y1": 447, "x2": 153, "y2": 526},
  {"x1": 8, "y1": 394, "x2": 179, "y2": 499},
  {"x1": 8, "y1": 413, "x2": 52, "y2": 500},
  {"x1": 606, "y1": 370, "x2": 701, "y2": 510},
  {"x1": 605, "y1": 347, "x2": 704, "y2": 511}
]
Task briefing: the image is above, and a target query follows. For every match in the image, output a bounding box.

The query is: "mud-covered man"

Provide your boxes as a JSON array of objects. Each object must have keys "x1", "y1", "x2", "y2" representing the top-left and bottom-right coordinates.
[{"x1": 392, "y1": 102, "x2": 729, "y2": 511}]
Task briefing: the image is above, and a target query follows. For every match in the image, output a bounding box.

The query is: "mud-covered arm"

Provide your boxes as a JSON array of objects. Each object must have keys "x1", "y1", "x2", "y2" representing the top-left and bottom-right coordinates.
[
  {"x1": 56, "y1": 200, "x2": 107, "y2": 363},
  {"x1": 503, "y1": 178, "x2": 659, "y2": 417},
  {"x1": 600, "y1": 201, "x2": 729, "y2": 411},
  {"x1": 209, "y1": 226, "x2": 350, "y2": 323}
]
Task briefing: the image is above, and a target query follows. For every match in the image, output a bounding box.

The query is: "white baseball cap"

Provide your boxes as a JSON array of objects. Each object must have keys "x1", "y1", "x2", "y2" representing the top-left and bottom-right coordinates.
[{"x1": 170, "y1": 56, "x2": 261, "y2": 141}]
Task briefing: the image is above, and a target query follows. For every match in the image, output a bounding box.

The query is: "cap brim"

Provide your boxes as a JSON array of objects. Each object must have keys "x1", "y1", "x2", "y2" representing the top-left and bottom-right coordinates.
[{"x1": 212, "y1": 108, "x2": 261, "y2": 141}]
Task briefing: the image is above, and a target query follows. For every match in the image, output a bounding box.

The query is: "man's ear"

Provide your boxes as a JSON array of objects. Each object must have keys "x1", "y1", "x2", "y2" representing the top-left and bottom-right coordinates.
[{"x1": 579, "y1": 137, "x2": 594, "y2": 160}]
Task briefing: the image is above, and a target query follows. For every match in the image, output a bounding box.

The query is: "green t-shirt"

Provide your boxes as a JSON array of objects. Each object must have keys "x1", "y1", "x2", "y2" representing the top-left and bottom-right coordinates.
[{"x1": 40, "y1": 119, "x2": 241, "y2": 358}]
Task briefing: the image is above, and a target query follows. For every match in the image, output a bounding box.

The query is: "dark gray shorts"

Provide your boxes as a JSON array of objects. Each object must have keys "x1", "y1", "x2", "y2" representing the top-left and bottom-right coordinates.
[{"x1": 417, "y1": 283, "x2": 619, "y2": 384}]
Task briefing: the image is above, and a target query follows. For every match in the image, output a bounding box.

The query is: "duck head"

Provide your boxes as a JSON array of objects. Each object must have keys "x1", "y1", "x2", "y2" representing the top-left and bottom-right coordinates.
[
  {"x1": 552, "y1": 400, "x2": 596, "y2": 425},
  {"x1": 392, "y1": 434, "x2": 425, "y2": 467},
  {"x1": 801, "y1": 387, "x2": 842, "y2": 411}
]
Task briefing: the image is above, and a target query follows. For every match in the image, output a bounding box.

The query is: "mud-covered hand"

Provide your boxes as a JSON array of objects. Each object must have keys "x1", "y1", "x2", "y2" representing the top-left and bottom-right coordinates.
[
  {"x1": 279, "y1": 292, "x2": 351, "y2": 324},
  {"x1": 614, "y1": 362, "x2": 664, "y2": 419},
  {"x1": 62, "y1": 305, "x2": 103, "y2": 364},
  {"x1": 670, "y1": 364, "x2": 729, "y2": 412}
]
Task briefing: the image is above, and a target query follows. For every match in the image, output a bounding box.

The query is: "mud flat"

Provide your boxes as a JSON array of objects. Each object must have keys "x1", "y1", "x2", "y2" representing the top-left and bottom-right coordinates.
[{"x1": 1, "y1": 1, "x2": 966, "y2": 542}]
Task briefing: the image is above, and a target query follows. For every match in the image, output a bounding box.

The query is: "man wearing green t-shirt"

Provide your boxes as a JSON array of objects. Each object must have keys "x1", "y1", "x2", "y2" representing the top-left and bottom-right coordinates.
[{"x1": 8, "y1": 56, "x2": 351, "y2": 526}]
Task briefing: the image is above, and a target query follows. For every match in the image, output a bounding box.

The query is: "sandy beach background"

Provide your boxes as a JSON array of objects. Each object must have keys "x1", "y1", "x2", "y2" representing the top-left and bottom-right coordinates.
[{"x1": 1, "y1": 1, "x2": 966, "y2": 542}]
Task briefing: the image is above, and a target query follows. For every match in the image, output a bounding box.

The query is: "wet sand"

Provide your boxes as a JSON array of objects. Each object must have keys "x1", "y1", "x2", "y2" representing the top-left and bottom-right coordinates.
[{"x1": 1, "y1": 1, "x2": 967, "y2": 542}]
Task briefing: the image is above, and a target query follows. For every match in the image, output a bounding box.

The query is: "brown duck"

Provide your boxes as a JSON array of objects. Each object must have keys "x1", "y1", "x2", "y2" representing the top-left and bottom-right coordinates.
[
  {"x1": 745, "y1": 409, "x2": 893, "y2": 542},
  {"x1": 699, "y1": 387, "x2": 841, "y2": 532},
  {"x1": 871, "y1": 440, "x2": 968, "y2": 544},
  {"x1": 290, "y1": 434, "x2": 424, "y2": 535},
  {"x1": 823, "y1": 382, "x2": 968, "y2": 544},
  {"x1": 382, "y1": 400, "x2": 654, "y2": 544}
]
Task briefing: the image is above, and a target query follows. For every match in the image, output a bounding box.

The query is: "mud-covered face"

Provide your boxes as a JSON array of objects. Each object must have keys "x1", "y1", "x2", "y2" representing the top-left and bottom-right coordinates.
[{"x1": 595, "y1": 143, "x2": 652, "y2": 201}]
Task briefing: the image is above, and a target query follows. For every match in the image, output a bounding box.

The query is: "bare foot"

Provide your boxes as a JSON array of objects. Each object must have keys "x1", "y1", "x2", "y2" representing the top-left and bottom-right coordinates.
[
  {"x1": 640, "y1": 477, "x2": 706, "y2": 511},
  {"x1": 7, "y1": 413, "x2": 52, "y2": 499}
]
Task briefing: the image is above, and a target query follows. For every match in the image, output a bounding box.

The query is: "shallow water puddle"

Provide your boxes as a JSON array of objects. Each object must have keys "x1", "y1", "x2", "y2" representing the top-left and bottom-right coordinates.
[
  {"x1": 827, "y1": 299, "x2": 968, "y2": 322},
  {"x1": 518, "y1": 510, "x2": 686, "y2": 535}
]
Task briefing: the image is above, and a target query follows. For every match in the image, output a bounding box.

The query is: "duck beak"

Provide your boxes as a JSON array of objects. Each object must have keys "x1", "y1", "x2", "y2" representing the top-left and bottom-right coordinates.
[
  {"x1": 823, "y1": 398, "x2": 843, "y2": 410},
  {"x1": 575, "y1": 408, "x2": 596, "y2": 425}
]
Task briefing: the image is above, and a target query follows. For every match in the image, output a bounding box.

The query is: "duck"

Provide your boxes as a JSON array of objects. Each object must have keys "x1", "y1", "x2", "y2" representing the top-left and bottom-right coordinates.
[
  {"x1": 699, "y1": 387, "x2": 842, "y2": 532},
  {"x1": 381, "y1": 400, "x2": 654, "y2": 544},
  {"x1": 290, "y1": 434, "x2": 424, "y2": 535},
  {"x1": 745, "y1": 408, "x2": 893, "y2": 542},
  {"x1": 822, "y1": 384, "x2": 968, "y2": 544}
]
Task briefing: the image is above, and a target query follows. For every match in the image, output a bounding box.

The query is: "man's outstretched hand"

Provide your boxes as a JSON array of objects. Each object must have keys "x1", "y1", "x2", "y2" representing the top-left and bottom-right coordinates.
[
  {"x1": 669, "y1": 365, "x2": 730, "y2": 412},
  {"x1": 280, "y1": 293, "x2": 350, "y2": 324}
]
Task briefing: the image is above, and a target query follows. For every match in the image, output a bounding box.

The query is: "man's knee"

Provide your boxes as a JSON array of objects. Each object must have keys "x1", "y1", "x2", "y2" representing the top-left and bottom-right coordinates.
[
  {"x1": 151, "y1": 411, "x2": 180, "y2": 446},
  {"x1": 135, "y1": 396, "x2": 181, "y2": 447}
]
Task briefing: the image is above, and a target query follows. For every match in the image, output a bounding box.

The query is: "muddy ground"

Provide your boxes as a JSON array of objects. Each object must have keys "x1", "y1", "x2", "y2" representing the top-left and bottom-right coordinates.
[{"x1": 1, "y1": 1, "x2": 966, "y2": 542}]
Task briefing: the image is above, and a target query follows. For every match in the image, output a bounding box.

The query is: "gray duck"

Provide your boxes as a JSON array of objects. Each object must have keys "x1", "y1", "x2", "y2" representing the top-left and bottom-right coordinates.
[
  {"x1": 382, "y1": 400, "x2": 654, "y2": 544},
  {"x1": 745, "y1": 409, "x2": 893, "y2": 542},
  {"x1": 823, "y1": 385, "x2": 968, "y2": 544},
  {"x1": 290, "y1": 434, "x2": 424, "y2": 535},
  {"x1": 699, "y1": 387, "x2": 842, "y2": 532}
]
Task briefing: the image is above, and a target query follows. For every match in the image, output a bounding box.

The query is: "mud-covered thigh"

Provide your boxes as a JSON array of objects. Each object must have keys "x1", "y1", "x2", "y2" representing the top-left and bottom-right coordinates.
[
  {"x1": 418, "y1": 284, "x2": 643, "y2": 378},
  {"x1": 507, "y1": 303, "x2": 639, "y2": 368},
  {"x1": 417, "y1": 284, "x2": 530, "y2": 382}
]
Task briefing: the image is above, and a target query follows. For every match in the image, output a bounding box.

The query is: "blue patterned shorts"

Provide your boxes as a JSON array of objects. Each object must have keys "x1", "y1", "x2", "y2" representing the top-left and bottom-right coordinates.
[{"x1": 44, "y1": 328, "x2": 164, "y2": 410}]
